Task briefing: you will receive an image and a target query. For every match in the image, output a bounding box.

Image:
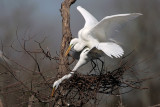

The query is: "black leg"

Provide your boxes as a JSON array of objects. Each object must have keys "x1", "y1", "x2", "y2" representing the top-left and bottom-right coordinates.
[
  {"x1": 97, "y1": 58, "x2": 104, "y2": 74},
  {"x1": 95, "y1": 59, "x2": 101, "y2": 74},
  {"x1": 89, "y1": 59, "x2": 96, "y2": 74}
]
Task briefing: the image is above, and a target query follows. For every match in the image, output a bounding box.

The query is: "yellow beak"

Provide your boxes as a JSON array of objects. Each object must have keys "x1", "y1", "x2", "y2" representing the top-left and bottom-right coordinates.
[
  {"x1": 51, "y1": 87, "x2": 56, "y2": 97},
  {"x1": 65, "y1": 45, "x2": 71, "y2": 57}
]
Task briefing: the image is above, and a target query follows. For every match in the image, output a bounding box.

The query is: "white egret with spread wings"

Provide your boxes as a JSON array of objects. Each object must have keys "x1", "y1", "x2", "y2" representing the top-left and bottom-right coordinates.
[{"x1": 51, "y1": 6, "x2": 142, "y2": 96}]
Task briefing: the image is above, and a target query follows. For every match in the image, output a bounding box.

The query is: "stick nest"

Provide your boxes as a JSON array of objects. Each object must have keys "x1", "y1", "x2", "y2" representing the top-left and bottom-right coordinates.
[{"x1": 53, "y1": 63, "x2": 146, "y2": 107}]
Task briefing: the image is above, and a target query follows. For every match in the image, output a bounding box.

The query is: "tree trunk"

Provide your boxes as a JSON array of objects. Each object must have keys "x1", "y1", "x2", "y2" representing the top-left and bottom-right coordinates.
[
  {"x1": 58, "y1": 0, "x2": 76, "y2": 76},
  {"x1": 55, "y1": 0, "x2": 76, "y2": 106}
]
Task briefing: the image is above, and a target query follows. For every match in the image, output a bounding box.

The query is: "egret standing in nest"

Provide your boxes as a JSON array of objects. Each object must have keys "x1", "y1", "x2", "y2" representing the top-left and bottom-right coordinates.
[{"x1": 51, "y1": 6, "x2": 142, "y2": 96}]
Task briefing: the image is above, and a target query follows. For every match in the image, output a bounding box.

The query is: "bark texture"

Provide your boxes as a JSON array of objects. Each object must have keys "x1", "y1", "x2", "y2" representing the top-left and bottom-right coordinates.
[
  {"x1": 55, "y1": 0, "x2": 76, "y2": 106},
  {"x1": 58, "y1": 0, "x2": 76, "y2": 76}
]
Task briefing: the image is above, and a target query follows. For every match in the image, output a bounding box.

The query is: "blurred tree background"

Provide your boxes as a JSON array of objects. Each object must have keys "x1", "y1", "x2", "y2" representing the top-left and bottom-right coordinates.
[{"x1": 0, "y1": 0, "x2": 160, "y2": 107}]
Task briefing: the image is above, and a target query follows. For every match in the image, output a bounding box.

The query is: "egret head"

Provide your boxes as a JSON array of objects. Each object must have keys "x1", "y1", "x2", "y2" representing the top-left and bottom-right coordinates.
[
  {"x1": 65, "y1": 38, "x2": 79, "y2": 57},
  {"x1": 51, "y1": 80, "x2": 60, "y2": 97}
]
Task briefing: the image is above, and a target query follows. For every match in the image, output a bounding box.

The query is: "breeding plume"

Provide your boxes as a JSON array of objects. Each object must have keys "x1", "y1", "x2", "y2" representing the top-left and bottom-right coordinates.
[{"x1": 51, "y1": 6, "x2": 142, "y2": 96}]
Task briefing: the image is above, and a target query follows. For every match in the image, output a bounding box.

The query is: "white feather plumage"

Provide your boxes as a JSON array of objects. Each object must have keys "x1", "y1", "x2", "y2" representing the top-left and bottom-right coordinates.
[{"x1": 52, "y1": 6, "x2": 142, "y2": 93}]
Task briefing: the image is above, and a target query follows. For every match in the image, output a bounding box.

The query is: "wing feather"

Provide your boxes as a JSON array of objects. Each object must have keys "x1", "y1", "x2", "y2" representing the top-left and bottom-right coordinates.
[
  {"x1": 96, "y1": 42, "x2": 124, "y2": 58},
  {"x1": 89, "y1": 13, "x2": 142, "y2": 42},
  {"x1": 77, "y1": 6, "x2": 98, "y2": 28}
]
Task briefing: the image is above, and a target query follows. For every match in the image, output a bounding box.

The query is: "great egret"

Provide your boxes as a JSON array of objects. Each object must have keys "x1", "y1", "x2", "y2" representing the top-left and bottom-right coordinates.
[
  {"x1": 65, "y1": 6, "x2": 142, "y2": 58},
  {"x1": 51, "y1": 6, "x2": 142, "y2": 96}
]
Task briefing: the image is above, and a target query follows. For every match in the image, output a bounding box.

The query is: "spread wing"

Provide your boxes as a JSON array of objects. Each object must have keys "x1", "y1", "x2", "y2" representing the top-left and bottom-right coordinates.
[
  {"x1": 77, "y1": 6, "x2": 98, "y2": 28},
  {"x1": 89, "y1": 13, "x2": 142, "y2": 42},
  {"x1": 96, "y1": 42, "x2": 124, "y2": 58}
]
